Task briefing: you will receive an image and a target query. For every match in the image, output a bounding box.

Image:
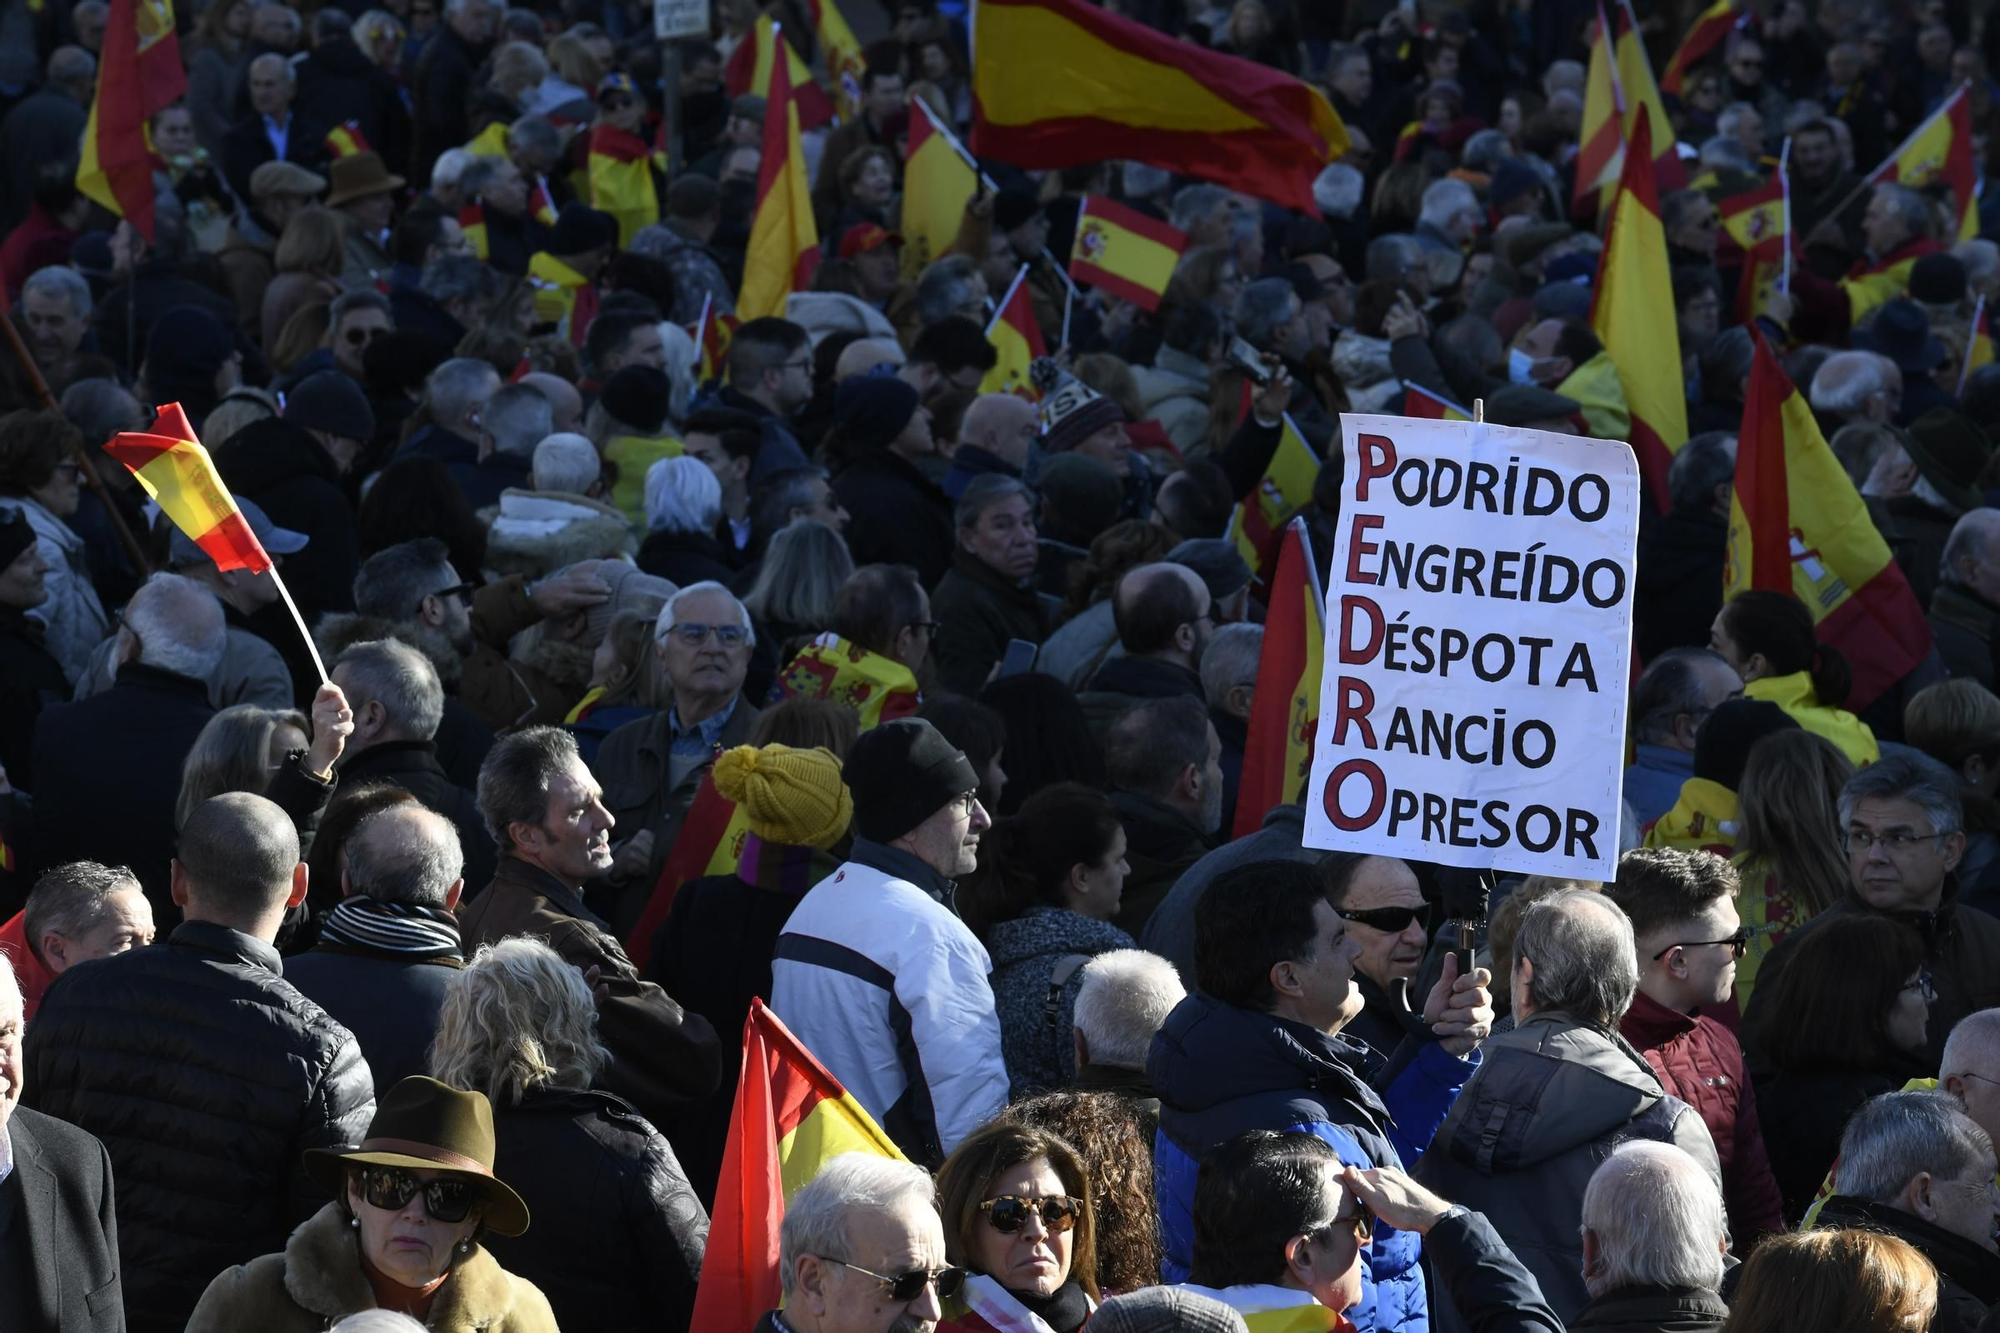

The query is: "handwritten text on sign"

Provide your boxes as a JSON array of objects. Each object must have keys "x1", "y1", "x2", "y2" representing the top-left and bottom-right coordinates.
[{"x1": 1302, "y1": 415, "x2": 1639, "y2": 881}]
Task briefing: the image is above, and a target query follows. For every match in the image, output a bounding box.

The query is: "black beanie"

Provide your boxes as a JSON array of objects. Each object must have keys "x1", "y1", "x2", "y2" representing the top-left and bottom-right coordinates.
[
  {"x1": 843, "y1": 718, "x2": 981, "y2": 844},
  {"x1": 1692, "y1": 698, "x2": 1800, "y2": 792},
  {"x1": 600, "y1": 365, "x2": 673, "y2": 434},
  {"x1": 0, "y1": 507, "x2": 36, "y2": 571},
  {"x1": 832, "y1": 375, "x2": 921, "y2": 454}
]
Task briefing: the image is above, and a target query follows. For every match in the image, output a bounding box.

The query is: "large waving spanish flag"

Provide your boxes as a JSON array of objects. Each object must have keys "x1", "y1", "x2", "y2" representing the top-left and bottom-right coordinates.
[
  {"x1": 1726, "y1": 329, "x2": 1931, "y2": 711},
  {"x1": 1661, "y1": 0, "x2": 1742, "y2": 95},
  {"x1": 689, "y1": 999, "x2": 907, "y2": 1332},
  {"x1": 1226, "y1": 414, "x2": 1318, "y2": 578},
  {"x1": 76, "y1": 0, "x2": 186, "y2": 239},
  {"x1": 970, "y1": 0, "x2": 1346, "y2": 214},
  {"x1": 738, "y1": 34, "x2": 821, "y2": 322},
  {"x1": 1590, "y1": 108, "x2": 1684, "y2": 512},
  {"x1": 1861, "y1": 83, "x2": 1979, "y2": 242},
  {"x1": 979, "y1": 265, "x2": 1047, "y2": 399},
  {"x1": 1575, "y1": 0, "x2": 1683, "y2": 212},
  {"x1": 772, "y1": 633, "x2": 922, "y2": 730},
  {"x1": 1068, "y1": 195, "x2": 1186, "y2": 312},
  {"x1": 724, "y1": 14, "x2": 834, "y2": 132},
  {"x1": 802, "y1": 0, "x2": 866, "y2": 123},
  {"x1": 587, "y1": 123, "x2": 659, "y2": 247},
  {"x1": 1233, "y1": 518, "x2": 1323, "y2": 840},
  {"x1": 103, "y1": 404, "x2": 270, "y2": 572},
  {"x1": 901, "y1": 95, "x2": 984, "y2": 282}
]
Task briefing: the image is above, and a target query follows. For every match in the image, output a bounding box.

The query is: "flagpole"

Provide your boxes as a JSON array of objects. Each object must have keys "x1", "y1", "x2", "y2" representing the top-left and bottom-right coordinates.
[
  {"x1": 1060, "y1": 283, "x2": 1073, "y2": 351},
  {"x1": 269, "y1": 565, "x2": 329, "y2": 685},
  {"x1": 1779, "y1": 136, "x2": 1792, "y2": 294},
  {"x1": 984, "y1": 263, "x2": 1032, "y2": 336},
  {"x1": 1961, "y1": 294, "x2": 1986, "y2": 397},
  {"x1": 0, "y1": 307, "x2": 152, "y2": 577},
  {"x1": 1821, "y1": 82, "x2": 1968, "y2": 235}
]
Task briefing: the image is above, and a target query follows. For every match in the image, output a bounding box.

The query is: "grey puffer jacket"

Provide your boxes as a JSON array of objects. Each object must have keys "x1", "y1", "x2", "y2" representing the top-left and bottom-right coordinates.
[
  {"x1": 1413, "y1": 1010, "x2": 1723, "y2": 1333},
  {"x1": 985, "y1": 906, "x2": 1135, "y2": 1097}
]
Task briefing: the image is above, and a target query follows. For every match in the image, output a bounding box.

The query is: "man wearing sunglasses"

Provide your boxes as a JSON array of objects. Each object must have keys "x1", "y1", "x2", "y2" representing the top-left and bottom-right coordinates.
[
  {"x1": 761, "y1": 1153, "x2": 958, "y2": 1333},
  {"x1": 1607, "y1": 848, "x2": 1786, "y2": 1248}
]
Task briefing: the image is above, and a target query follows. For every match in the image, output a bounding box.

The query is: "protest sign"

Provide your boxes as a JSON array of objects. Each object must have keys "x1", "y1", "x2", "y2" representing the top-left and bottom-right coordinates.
[{"x1": 1303, "y1": 414, "x2": 1640, "y2": 881}]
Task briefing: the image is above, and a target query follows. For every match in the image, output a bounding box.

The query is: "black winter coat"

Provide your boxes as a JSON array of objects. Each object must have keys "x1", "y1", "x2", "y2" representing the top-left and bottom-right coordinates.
[
  {"x1": 930, "y1": 549, "x2": 1051, "y2": 696},
  {"x1": 1568, "y1": 1285, "x2": 1730, "y2": 1333},
  {"x1": 637, "y1": 527, "x2": 739, "y2": 590},
  {"x1": 24, "y1": 922, "x2": 377, "y2": 1333},
  {"x1": 834, "y1": 451, "x2": 956, "y2": 590},
  {"x1": 215, "y1": 417, "x2": 360, "y2": 619},
  {"x1": 291, "y1": 38, "x2": 411, "y2": 177},
  {"x1": 93, "y1": 261, "x2": 255, "y2": 377},
  {"x1": 1816, "y1": 1196, "x2": 2000, "y2": 1333},
  {"x1": 410, "y1": 24, "x2": 486, "y2": 185},
  {"x1": 334, "y1": 739, "x2": 498, "y2": 891},
  {"x1": 480, "y1": 1088, "x2": 709, "y2": 1333},
  {"x1": 1750, "y1": 1064, "x2": 1906, "y2": 1223},
  {"x1": 1635, "y1": 507, "x2": 1727, "y2": 662},
  {"x1": 29, "y1": 663, "x2": 216, "y2": 921},
  {"x1": 284, "y1": 942, "x2": 461, "y2": 1098},
  {"x1": 0, "y1": 603, "x2": 68, "y2": 787}
]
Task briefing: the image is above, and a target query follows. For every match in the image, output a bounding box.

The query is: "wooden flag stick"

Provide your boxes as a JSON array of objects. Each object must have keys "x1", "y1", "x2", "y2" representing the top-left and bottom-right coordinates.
[{"x1": 269, "y1": 565, "x2": 328, "y2": 684}]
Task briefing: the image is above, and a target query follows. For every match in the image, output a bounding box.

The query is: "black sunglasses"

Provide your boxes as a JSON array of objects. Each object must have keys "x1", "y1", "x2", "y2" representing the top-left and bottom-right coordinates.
[
  {"x1": 359, "y1": 1166, "x2": 478, "y2": 1223},
  {"x1": 431, "y1": 581, "x2": 476, "y2": 604},
  {"x1": 1334, "y1": 903, "x2": 1433, "y2": 934},
  {"x1": 826, "y1": 1258, "x2": 968, "y2": 1302},
  {"x1": 981, "y1": 1195, "x2": 1084, "y2": 1235},
  {"x1": 1307, "y1": 1200, "x2": 1376, "y2": 1246},
  {"x1": 1651, "y1": 928, "x2": 1751, "y2": 961}
]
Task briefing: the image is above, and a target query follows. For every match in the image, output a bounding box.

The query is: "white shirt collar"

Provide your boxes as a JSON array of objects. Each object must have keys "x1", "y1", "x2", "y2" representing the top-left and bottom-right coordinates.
[{"x1": 0, "y1": 1124, "x2": 13, "y2": 1187}]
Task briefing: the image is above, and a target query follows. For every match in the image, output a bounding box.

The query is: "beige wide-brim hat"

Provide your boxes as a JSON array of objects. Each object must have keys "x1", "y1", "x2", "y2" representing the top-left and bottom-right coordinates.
[{"x1": 304, "y1": 1076, "x2": 530, "y2": 1237}]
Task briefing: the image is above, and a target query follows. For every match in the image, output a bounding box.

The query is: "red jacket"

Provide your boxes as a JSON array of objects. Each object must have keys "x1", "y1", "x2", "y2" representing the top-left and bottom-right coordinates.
[
  {"x1": 1619, "y1": 988, "x2": 1786, "y2": 1244},
  {"x1": 0, "y1": 909, "x2": 56, "y2": 1020}
]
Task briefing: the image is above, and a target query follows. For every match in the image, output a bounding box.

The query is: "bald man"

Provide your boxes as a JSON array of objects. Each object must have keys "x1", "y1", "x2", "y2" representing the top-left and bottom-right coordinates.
[
  {"x1": 1080, "y1": 562, "x2": 1213, "y2": 741},
  {"x1": 520, "y1": 371, "x2": 583, "y2": 435},
  {"x1": 834, "y1": 338, "x2": 907, "y2": 383},
  {"x1": 223, "y1": 52, "x2": 310, "y2": 205},
  {"x1": 943, "y1": 393, "x2": 1041, "y2": 500}
]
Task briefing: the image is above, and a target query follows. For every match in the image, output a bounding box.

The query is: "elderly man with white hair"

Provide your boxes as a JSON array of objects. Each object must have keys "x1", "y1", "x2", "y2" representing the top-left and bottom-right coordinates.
[
  {"x1": 1070, "y1": 948, "x2": 1185, "y2": 1108},
  {"x1": 482, "y1": 434, "x2": 636, "y2": 580},
  {"x1": 1573, "y1": 1143, "x2": 1730, "y2": 1331},
  {"x1": 639, "y1": 455, "x2": 737, "y2": 589},
  {"x1": 757, "y1": 1154, "x2": 959, "y2": 1333},
  {"x1": 594, "y1": 582, "x2": 763, "y2": 918},
  {"x1": 1809, "y1": 349, "x2": 1901, "y2": 430}
]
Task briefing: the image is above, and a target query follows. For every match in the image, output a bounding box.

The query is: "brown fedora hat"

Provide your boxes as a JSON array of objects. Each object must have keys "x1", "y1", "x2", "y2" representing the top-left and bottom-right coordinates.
[
  {"x1": 305, "y1": 1076, "x2": 530, "y2": 1236},
  {"x1": 323, "y1": 151, "x2": 406, "y2": 208}
]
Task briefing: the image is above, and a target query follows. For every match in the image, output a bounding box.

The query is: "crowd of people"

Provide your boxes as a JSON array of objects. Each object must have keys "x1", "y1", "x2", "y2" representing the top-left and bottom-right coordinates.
[{"x1": 4, "y1": 0, "x2": 2000, "y2": 1328}]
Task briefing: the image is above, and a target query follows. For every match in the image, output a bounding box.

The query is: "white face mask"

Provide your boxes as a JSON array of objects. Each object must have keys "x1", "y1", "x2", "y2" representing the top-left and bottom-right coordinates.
[{"x1": 1508, "y1": 347, "x2": 1541, "y2": 386}]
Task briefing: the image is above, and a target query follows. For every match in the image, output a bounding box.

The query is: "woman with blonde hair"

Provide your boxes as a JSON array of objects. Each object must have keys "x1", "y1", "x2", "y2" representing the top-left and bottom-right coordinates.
[
  {"x1": 263, "y1": 210, "x2": 348, "y2": 353},
  {"x1": 352, "y1": 10, "x2": 407, "y2": 71},
  {"x1": 1904, "y1": 677, "x2": 2000, "y2": 902},
  {"x1": 743, "y1": 519, "x2": 856, "y2": 656},
  {"x1": 1724, "y1": 1228, "x2": 1937, "y2": 1333},
  {"x1": 565, "y1": 608, "x2": 672, "y2": 767},
  {"x1": 428, "y1": 939, "x2": 707, "y2": 1332},
  {"x1": 176, "y1": 697, "x2": 349, "y2": 834},
  {"x1": 1729, "y1": 728, "x2": 1855, "y2": 1012}
]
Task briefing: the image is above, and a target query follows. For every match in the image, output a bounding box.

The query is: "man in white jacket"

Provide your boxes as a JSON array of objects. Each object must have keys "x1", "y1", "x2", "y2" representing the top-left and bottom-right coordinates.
[{"x1": 771, "y1": 717, "x2": 1010, "y2": 1165}]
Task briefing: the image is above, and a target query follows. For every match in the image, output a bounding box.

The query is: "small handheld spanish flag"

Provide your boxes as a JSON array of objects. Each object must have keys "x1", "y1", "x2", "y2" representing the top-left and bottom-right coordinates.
[
  {"x1": 104, "y1": 404, "x2": 270, "y2": 573},
  {"x1": 1067, "y1": 194, "x2": 1185, "y2": 313},
  {"x1": 324, "y1": 120, "x2": 373, "y2": 159}
]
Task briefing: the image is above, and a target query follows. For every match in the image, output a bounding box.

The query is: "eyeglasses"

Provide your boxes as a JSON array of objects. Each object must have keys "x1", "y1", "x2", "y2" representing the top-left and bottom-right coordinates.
[
  {"x1": 1334, "y1": 903, "x2": 1433, "y2": 934},
  {"x1": 664, "y1": 622, "x2": 748, "y2": 646},
  {"x1": 431, "y1": 581, "x2": 475, "y2": 604},
  {"x1": 1305, "y1": 1201, "x2": 1376, "y2": 1246},
  {"x1": 1651, "y1": 928, "x2": 1751, "y2": 961},
  {"x1": 358, "y1": 1166, "x2": 478, "y2": 1222},
  {"x1": 1904, "y1": 970, "x2": 1938, "y2": 1003},
  {"x1": 980, "y1": 1195, "x2": 1085, "y2": 1235},
  {"x1": 780, "y1": 357, "x2": 814, "y2": 373},
  {"x1": 1845, "y1": 828, "x2": 1946, "y2": 855},
  {"x1": 822, "y1": 1258, "x2": 967, "y2": 1302}
]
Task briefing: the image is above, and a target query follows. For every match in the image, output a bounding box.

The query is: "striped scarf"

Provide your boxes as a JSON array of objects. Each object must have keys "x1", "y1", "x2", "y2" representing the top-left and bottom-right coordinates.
[
  {"x1": 318, "y1": 896, "x2": 463, "y2": 961},
  {"x1": 946, "y1": 1275, "x2": 1094, "y2": 1333}
]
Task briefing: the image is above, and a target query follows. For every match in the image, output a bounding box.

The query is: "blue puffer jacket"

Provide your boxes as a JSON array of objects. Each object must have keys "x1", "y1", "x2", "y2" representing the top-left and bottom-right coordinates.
[{"x1": 1148, "y1": 992, "x2": 1479, "y2": 1333}]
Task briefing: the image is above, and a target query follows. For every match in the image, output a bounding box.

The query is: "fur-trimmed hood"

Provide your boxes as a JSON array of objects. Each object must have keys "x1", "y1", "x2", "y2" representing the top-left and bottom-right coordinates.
[
  {"x1": 480, "y1": 489, "x2": 639, "y2": 581},
  {"x1": 185, "y1": 1201, "x2": 558, "y2": 1332}
]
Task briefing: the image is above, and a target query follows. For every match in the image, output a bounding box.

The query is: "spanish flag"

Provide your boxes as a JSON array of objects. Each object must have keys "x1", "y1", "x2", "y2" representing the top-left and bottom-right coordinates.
[
  {"x1": 76, "y1": 0, "x2": 186, "y2": 239},
  {"x1": 1961, "y1": 296, "x2": 1992, "y2": 395},
  {"x1": 979, "y1": 266, "x2": 1047, "y2": 399},
  {"x1": 802, "y1": 0, "x2": 866, "y2": 124},
  {"x1": 1233, "y1": 518, "x2": 1323, "y2": 840},
  {"x1": 1068, "y1": 195, "x2": 1186, "y2": 312},
  {"x1": 1726, "y1": 328, "x2": 1931, "y2": 711},
  {"x1": 1575, "y1": 0, "x2": 1683, "y2": 212},
  {"x1": 772, "y1": 633, "x2": 922, "y2": 730},
  {"x1": 622, "y1": 774, "x2": 751, "y2": 972},
  {"x1": 1178, "y1": 1284, "x2": 1344, "y2": 1332},
  {"x1": 1861, "y1": 83, "x2": 1979, "y2": 242},
  {"x1": 1401, "y1": 382, "x2": 1472, "y2": 420},
  {"x1": 901, "y1": 95, "x2": 983, "y2": 283},
  {"x1": 528, "y1": 250, "x2": 599, "y2": 343},
  {"x1": 103, "y1": 404, "x2": 270, "y2": 572},
  {"x1": 688, "y1": 999, "x2": 908, "y2": 1332},
  {"x1": 1661, "y1": 0, "x2": 1742, "y2": 95},
  {"x1": 463, "y1": 119, "x2": 510, "y2": 159},
  {"x1": 969, "y1": 0, "x2": 1346, "y2": 214},
  {"x1": 738, "y1": 33, "x2": 821, "y2": 322},
  {"x1": 527, "y1": 174, "x2": 558, "y2": 228},
  {"x1": 324, "y1": 120, "x2": 373, "y2": 159},
  {"x1": 1226, "y1": 414, "x2": 1319, "y2": 578},
  {"x1": 587, "y1": 123, "x2": 659, "y2": 247},
  {"x1": 723, "y1": 14, "x2": 834, "y2": 132},
  {"x1": 1718, "y1": 176, "x2": 1786, "y2": 260},
  {"x1": 688, "y1": 295, "x2": 741, "y2": 386},
  {"x1": 458, "y1": 203, "x2": 489, "y2": 260},
  {"x1": 1590, "y1": 108, "x2": 1685, "y2": 512}
]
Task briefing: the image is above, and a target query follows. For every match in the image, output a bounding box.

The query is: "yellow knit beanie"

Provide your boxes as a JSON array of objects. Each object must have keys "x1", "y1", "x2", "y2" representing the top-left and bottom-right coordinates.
[{"x1": 710, "y1": 743, "x2": 853, "y2": 850}]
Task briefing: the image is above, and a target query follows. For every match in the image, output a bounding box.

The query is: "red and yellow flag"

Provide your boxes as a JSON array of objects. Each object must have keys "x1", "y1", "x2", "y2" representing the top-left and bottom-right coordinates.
[
  {"x1": 1401, "y1": 382, "x2": 1472, "y2": 420},
  {"x1": 1232, "y1": 518, "x2": 1323, "y2": 840},
  {"x1": 689, "y1": 999, "x2": 907, "y2": 1332},
  {"x1": 969, "y1": 0, "x2": 1346, "y2": 214},
  {"x1": 103, "y1": 404, "x2": 270, "y2": 572},
  {"x1": 587, "y1": 123, "x2": 659, "y2": 247},
  {"x1": 688, "y1": 295, "x2": 741, "y2": 386},
  {"x1": 901, "y1": 95, "x2": 983, "y2": 282},
  {"x1": 802, "y1": 0, "x2": 866, "y2": 123},
  {"x1": 772, "y1": 633, "x2": 922, "y2": 730},
  {"x1": 463, "y1": 119, "x2": 510, "y2": 159},
  {"x1": 1661, "y1": 0, "x2": 1741, "y2": 95},
  {"x1": 1226, "y1": 414, "x2": 1318, "y2": 578},
  {"x1": 724, "y1": 14, "x2": 834, "y2": 131},
  {"x1": 1726, "y1": 329, "x2": 1932, "y2": 711},
  {"x1": 527, "y1": 175, "x2": 558, "y2": 228},
  {"x1": 1575, "y1": 0, "x2": 1683, "y2": 212},
  {"x1": 458, "y1": 203, "x2": 489, "y2": 260},
  {"x1": 1718, "y1": 175, "x2": 1786, "y2": 259},
  {"x1": 76, "y1": 0, "x2": 186, "y2": 239},
  {"x1": 1862, "y1": 84, "x2": 1980, "y2": 242},
  {"x1": 978, "y1": 266, "x2": 1048, "y2": 400},
  {"x1": 622, "y1": 774, "x2": 751, "y2": 972},
  {"x1": 324, "y1": 120, "x2": 373, "y2": 159},
  {"x1": 738, "y1": 35, "x2": 821, "y2": 322},
  {"x1": 1590, "y1": 108, "x2": 1685, "y2": 512},
  {"x1": 1068, "y1": 195, "x2": 1186, "y2": 312}
]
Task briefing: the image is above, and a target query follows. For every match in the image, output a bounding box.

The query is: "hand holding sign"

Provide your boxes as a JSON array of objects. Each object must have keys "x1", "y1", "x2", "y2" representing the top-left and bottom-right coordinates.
[{"x1": 1422, "y1": 950, "x2": 1494, "y2": 1056}]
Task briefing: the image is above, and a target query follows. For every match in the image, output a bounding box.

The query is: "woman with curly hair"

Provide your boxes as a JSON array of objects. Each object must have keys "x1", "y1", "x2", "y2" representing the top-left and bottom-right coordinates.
[{"x1": 1000, "y1": 1091, "x2": 1161, "y2": 1295}]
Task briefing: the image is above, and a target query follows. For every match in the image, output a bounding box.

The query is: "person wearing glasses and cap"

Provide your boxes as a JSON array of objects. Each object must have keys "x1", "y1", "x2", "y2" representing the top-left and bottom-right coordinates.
[
  {"x1": 186, "y1": 1075, "x2": 557, "y2": 1331},
  {"x1": 1606, "y1": 848, "x2": 1787, "y2": 1248},
  {"x1": 1183, "y1": 1130, "x2": 1562, "y2": 1333}
]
